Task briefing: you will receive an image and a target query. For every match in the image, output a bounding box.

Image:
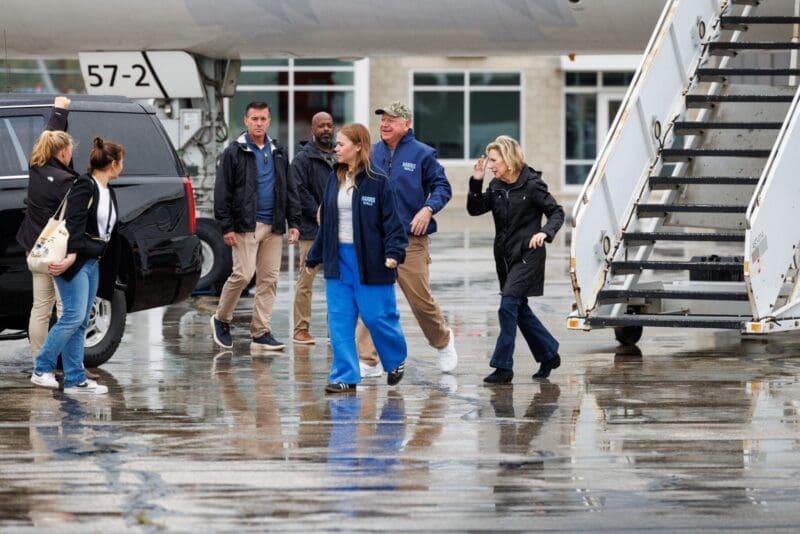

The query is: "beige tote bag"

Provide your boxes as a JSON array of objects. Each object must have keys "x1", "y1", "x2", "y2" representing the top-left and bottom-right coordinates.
[{"x1": 26, "y1": 192, "x2": 70, "y2": 274}]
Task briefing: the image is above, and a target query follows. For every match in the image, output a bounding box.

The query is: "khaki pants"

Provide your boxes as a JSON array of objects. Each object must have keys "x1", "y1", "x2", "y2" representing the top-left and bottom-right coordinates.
[
  {"x1": 29, "y1": 271, "x2": 63, "y2": 364},
  {"x1": 357, "y1": 235, "x2": 449, "y2": 365},
  {"x1": 293, "y1": 239, "x2": 321, "y2": 334},
  {"x1": 216, "y1": 222, "x2": 283, "y2": 337}
]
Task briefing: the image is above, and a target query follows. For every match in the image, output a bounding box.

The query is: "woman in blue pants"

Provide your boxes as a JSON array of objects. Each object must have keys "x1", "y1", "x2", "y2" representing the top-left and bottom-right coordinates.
[
  {"x1": 467, "y1": 136, "x2": 565, "y2": 384},
  {"x1": 306, "y1": 123, "x2": 408, "y2": 393},
  {"x1": 31, "y1": 137, "x2": 126, "y2": 395}
]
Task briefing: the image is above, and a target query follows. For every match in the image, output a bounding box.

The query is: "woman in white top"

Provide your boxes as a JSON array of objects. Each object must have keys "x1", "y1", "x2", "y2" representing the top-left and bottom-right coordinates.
[{"x1": 31, "y1": 137, "x2": 126, "y2": 395}]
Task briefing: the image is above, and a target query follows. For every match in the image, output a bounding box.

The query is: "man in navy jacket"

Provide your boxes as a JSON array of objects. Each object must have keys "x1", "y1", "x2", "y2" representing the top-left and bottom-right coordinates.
[
  {"x1": 357, "y1": 101, "x2": 458, "y2": 376},
  {"x1": 211, "y1": 102, "x2": 301, "y2": 352}
]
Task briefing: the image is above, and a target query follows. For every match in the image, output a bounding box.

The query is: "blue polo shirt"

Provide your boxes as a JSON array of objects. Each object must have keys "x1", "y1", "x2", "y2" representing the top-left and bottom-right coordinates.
[{"x1": 246, "y1": 134, "x2": 275, "y2": 224}]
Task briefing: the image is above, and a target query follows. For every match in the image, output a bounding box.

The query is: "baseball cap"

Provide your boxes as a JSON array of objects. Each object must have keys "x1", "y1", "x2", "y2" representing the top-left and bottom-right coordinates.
[{"x1": 374, "y1": 101, "x2": 411, "y2": 120}]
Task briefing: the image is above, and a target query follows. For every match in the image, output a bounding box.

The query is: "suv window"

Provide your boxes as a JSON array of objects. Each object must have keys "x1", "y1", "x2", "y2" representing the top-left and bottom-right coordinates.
[
  {"x1": 0, "y1": 115, "x2": 45, "y2": 176},
  {"x1": 68, "y1": 112, "x2": 181, "y2": 176}
]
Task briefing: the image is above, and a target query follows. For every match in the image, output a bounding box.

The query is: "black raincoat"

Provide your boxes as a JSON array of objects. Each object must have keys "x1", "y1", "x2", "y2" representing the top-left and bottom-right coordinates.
[{"x1": 467, "y1": 166, "x2": 564, "y2": 297}]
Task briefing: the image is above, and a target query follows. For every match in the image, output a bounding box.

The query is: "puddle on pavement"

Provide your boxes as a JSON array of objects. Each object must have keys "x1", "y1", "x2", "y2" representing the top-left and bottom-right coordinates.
[{"x1": 2, "y1": 225, "x2": 800, "y2": 529}]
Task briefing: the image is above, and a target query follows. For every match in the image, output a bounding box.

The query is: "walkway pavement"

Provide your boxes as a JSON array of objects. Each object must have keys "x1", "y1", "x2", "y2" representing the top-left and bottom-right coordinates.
[{"x1": 2, "y1": 212, "x2": 800, "y2": 530}]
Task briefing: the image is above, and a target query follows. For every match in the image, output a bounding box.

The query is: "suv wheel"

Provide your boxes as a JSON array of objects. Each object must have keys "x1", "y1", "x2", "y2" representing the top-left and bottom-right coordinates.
[
  {"x1": 195, "y1": 217, "x2": 232, "y2": 296},
  {"x1": 84, "y1": 289, "x2": 127, "y2": 368}
]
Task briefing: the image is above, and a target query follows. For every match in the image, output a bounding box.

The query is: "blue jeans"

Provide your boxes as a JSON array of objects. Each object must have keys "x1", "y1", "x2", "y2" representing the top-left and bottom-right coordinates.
[
  {"x1": 490, "y1": 295, "x2": 559, "y2": 371},
  {"x1": 326, "y1": 244, "x2": 406, "y2": 384},
  {"x1": 34, "y1": 259, "x2": 99, "y2": 387}
]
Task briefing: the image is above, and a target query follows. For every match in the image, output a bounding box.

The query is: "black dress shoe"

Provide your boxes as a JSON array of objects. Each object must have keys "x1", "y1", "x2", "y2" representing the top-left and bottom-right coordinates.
[
  {"x1": 533, "y1": 354, "x2": 561, "y2": 379},
  {"x1": 483, "y1": 368, "x2": 514, "y2": 384}
]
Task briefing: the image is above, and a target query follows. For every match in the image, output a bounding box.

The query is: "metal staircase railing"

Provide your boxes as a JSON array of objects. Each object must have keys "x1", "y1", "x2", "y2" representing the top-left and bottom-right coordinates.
[
  {"x1": 569, "y1": 0, "x2": 800, "y2": 341},
  {"x1": 569, "y1": 0, "x2": 724, "y2": 316},
  {"x1": 745, "y1": 84, "x2": 800, "y2": 327}
]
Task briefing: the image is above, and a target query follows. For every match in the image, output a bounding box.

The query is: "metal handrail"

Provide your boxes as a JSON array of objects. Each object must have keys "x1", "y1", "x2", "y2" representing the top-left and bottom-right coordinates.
[
  {"x1": 570, "y1": 0, "x2": 676, "y2": 225},
  {"x1": 745, "y1": 86, "x2": 800, "y2": 221},
  {"x1": 569, "y1": 0, "x2": 725, "y2": 316},
  {"x1": 744, "y1": 84, "x2": 800, "y2": 319}
]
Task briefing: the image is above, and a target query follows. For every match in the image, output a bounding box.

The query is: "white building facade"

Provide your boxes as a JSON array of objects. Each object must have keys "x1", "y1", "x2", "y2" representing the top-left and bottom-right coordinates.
[{"x1": 226, "y1": 55, "x2": 639, "y2": 209}]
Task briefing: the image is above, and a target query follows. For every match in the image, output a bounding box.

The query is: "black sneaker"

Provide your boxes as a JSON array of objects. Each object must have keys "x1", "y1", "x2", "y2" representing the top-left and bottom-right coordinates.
[
  {"x1": 387, "y1": 361, "x2": 406, "y2": 386},
  {"x1": 325, "y1": 382, "x2": 357, "y2": 394},
  {"x1": 532, "y1": 354, "x2": 561, "y2": 379},
  {"x1": 251, "y1": 331, "x2": 285, "y2": 351},
  {"x1": 484, "y1": 368, "x2": 514, "y2": 384},
  {"x1": 210, "y1": 315, "x2": 233, "y2": 349}
]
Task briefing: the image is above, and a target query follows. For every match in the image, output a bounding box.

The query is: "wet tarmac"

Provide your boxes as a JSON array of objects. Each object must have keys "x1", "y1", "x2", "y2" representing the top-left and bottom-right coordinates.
[{"x1": 2, "y1": 212, "x2": 800, "y2": 531}]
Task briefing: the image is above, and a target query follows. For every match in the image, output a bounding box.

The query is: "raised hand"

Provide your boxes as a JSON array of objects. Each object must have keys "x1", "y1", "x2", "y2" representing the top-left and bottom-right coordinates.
[{"x1": 472, "y1": 155, "x2": 487, "y2": 179}]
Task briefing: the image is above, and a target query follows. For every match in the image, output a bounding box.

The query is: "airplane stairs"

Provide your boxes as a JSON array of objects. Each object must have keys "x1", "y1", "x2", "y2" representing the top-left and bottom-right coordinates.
[{"x1": 568, "y1": 0, "x2": 800, "y2": 344}]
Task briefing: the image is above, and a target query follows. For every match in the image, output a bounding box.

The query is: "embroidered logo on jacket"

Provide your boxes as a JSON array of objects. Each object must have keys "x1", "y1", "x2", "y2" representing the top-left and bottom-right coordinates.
[
  {"x1": 361, "y1": 196, "x2": 376, "y2": 206},
  {"x1": 402, "y1": 162, "x2": 417, "y2": 172}
]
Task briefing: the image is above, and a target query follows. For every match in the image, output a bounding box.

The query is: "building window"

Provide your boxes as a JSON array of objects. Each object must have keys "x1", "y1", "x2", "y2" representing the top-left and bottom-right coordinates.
[
  {"x1": 230, "y1": 59, "x2": 358, "y2": 159},
  {"x1": 4, "y1": 59, "x2": 85, "y2": 93},
  {"x1": 412, "y1": 71, "x2": 522, "y2": 160},
  {"x1": 563, "y1": 70, "x2": 634, "y2": 188}
]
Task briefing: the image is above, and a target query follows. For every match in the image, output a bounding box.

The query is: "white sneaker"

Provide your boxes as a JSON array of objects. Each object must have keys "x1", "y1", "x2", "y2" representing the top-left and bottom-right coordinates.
[
  {"x1": 359, "y1": 361, "x2": 383, "y2": 378},
  {"x1": 63, "y1": 379, "x2": 108, "y2": 395},
  {"x1": 31, "y1": 371, "x2": 59, "y2": 389},
  {"x1": 437, "y1": 328, "x2": 458, "y2": 372}
]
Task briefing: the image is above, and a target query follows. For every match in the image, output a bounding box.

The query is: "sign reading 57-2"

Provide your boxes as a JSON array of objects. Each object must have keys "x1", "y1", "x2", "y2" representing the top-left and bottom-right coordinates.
[{"x1": 79, "y1": 51, "x2": 204, "y2": 99}]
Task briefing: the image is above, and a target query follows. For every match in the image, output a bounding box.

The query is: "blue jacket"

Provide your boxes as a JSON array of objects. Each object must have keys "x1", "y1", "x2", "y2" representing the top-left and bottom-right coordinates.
[
  {"x1": 306, "y1": 166, "x2": 408, "y2": 285},
  {"x1": 371, "y1": 129, "x2": 452, "y2": 235}
]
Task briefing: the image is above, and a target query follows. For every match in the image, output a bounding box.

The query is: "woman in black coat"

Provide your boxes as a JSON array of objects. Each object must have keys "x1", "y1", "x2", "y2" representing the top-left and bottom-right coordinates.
[
  {"x1": 467, "y1": 135, "x2": 565, "y2": 384},
  {"x1": 31, "y1": 137, "x2": 126, "y2": 395},
  {"x1": 16, "y1": 97, "x2": 78, "y2": 365}
]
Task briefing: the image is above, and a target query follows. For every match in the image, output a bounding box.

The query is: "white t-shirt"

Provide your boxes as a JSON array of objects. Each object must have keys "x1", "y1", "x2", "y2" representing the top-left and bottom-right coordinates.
[
  {"x1": 93, "y1": 176, "x2": 116, "y2": 241},
  {"x1": 337, "y1": 174, "x2": 355, "y2": 244}
]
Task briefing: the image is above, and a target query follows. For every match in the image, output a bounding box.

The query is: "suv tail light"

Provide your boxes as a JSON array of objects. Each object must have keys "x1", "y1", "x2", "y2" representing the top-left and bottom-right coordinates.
[{"x1": 183, "y1": 177, "x2": 197, "y2": 234}]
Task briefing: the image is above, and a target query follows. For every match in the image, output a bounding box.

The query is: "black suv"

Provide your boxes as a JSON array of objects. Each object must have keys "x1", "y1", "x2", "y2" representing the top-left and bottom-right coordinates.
[{"x1": 0, "y1": 95, "x2": 201, "y2": 366}]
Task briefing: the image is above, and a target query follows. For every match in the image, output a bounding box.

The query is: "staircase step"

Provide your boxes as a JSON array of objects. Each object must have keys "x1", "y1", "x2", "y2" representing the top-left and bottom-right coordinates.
[
  {"x1": 709, "y1": 41, "x2": 800, "y2": 55},
  {"x1": 721, "y1": 16, "x2": 800, "y2": 30},
  {"x1": 610, "y1": 260, "x2": 744, "y2": 275},
  {"x1": 597, "y1": 289, "x2": 749, "y2": 302},
  {"x1": 586, "y1": 314, "x2": 746, "y2": 329},
  {"x1": 622, "y1": 231, "x2": 745, "y2": 245},
  {"x1": 649, "y1": 176, "x2": 759, "y2": 189},
  {"x1": 661, "y1": 148, "x2": 771, "y2": 161},
  {"x1": 636, "y1": 203, "x2": 748, "y2": 217},
  {"x1": 673, "y1": 121, "x2": 783, "y2": 134},
  {"x1": 697, "y1": 68, "x2": 800, "y2": 81},
  {"x1": 686, "y1": 94, "x2": 794, "y2": 108}
]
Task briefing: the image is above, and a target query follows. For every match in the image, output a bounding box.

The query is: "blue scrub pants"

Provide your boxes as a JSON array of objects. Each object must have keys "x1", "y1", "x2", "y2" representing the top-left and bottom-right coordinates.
[{"x1": 326, "y1": 244, "x2": 406, "y2": 384}]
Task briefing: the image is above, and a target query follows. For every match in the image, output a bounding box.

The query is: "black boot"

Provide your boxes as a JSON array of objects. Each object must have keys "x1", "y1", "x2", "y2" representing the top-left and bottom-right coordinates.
[
  {"x1": 532, "y1": 354, "x2": 561, "y2": 379},
  {"x1": 483, "y1": 368, "x2": 514, "y2": 384}
]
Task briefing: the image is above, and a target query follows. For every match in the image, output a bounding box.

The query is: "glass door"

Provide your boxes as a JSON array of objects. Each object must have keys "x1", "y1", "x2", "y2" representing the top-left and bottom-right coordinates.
[{"x1": 597, "y1": 93, "x2": 625, "y2": 149}]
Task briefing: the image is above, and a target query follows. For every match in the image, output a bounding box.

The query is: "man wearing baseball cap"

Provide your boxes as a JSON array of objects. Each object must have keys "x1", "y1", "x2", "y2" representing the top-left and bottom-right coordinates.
[{"x1": 356, "y1": 100, "x2": 458, "y2": 376}]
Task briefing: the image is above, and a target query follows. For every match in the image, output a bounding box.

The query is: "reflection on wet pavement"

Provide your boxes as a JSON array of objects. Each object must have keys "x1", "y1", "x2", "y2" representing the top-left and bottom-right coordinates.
[{"x1": 2, "y1": 218, "x2": 800, "y2": 530}]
